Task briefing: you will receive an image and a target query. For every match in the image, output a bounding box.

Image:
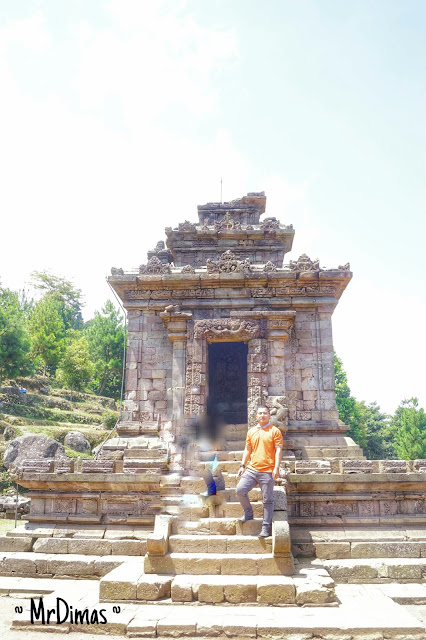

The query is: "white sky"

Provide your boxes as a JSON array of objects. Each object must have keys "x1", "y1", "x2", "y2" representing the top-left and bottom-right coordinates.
[{"x1": 0, "y1": 0, "x2": 425, "y2": 415}]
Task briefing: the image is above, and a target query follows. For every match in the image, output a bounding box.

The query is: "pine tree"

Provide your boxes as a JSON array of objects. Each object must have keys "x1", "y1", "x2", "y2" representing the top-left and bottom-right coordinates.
[
  {"x1": 85, "y1": 301, "x2": 125, "y2": 398},
  {"x1": 393, "y1": 399, "x2": 426, "y2": 460},
  {"x1": 0, "y1": 285, "x2": 31, "y2": 384},
  {"x1": 28, "y1": 294, "x2": 66, "y2": 375},
  {"x1": 31, "y1": 271, "x2": 84, "y2": 331}
]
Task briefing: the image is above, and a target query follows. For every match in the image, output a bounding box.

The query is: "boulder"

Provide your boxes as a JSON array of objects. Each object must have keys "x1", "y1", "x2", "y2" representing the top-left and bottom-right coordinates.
[
  {"x1": 64, "y1": 431, "x2": 91, "y2": 453},
  {"x1": 3, "y1": 435, "x2": 67, "y2": 469}
]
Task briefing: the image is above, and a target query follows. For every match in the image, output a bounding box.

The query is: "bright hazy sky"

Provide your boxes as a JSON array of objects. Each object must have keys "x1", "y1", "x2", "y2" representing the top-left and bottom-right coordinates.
[{"x1": 0, "y1": 0, "x2": 425, "y2": 415}]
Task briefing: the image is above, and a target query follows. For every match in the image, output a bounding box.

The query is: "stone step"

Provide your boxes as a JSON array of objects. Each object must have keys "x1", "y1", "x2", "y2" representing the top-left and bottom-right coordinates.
[
  {"x1": 168, "y1": 534, "x2": 272, "y2": 554},
  {"x1": 173, "y1": 517, "x2": 264, "y2": 536},
  {"x1": 291, "y1": 526, "x2": 426, "y2": 560},
  {"x1": 322, "y1": 557, "x2": 426, "y2": 583},
  {"x1": 216, "y1": 501, "x2": 265, "y2": 518},
  {"x1": 223, "y1": 440, "x2": 246, "y2": 450},
  {"x1": 180, "y1": 476, "x2": 267, "y2": 500},
  {"x1": 96, "y1": 561, "x2": 333, "y2": 605},
  {"x1": 123, "y1": 447, "x2": 168, "y2": 458},
  {"x1": 144, "y1": 552, "x2": 294, "y2": 576},
  {"x1": 301, "y1": 446, "x2": 365, "y2": 459},
  {"x1": 32, "y1": 536, "x2": 148, "y2": 556},
  {"x1": 13, "y1": 584, "x2": 426, "y2": 637},
  {"x1": 123, "y1": 459, "x2": 168, "y2": 470},
  {"x1": 198, "y1": 460, "x2": 242, "y2": 473},
  {"x1": 0, "y1": 551, "x2": 134, "y2": 578}
]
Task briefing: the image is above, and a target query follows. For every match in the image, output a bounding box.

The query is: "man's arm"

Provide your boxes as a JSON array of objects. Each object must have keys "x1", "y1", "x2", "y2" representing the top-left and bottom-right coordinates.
[
  {"x1": 273, "y1": 445, "x2": 282, "y2": 480},
  {"x1": 237, "y1": 446, "x2": 251, "y2": 478}
]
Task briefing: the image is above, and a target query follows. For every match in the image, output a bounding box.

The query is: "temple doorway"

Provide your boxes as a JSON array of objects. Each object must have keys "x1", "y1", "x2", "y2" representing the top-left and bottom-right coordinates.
[{"x1": 207, "y1": 342, "x2": 248, "y2": 424}]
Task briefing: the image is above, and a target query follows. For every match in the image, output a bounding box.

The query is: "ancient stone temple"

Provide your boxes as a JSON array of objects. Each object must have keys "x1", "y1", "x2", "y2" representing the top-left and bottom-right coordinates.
[
  {"x1": 109, "y1": 191, "x2": 359, "y2": 463},
  {"x1": 5, "y1": 192, "x2": 426, "y2": 637}
]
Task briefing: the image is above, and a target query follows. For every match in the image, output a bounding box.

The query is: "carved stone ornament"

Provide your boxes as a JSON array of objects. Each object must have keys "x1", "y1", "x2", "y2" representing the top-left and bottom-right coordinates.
[
  {"x1": 267, "y1": 396, "x2": 289, "y2": 433},
  {"x1": 206, "y1": 250, "x2": 252, "y2": 274},
  {"x1": 181, "y1": 264, "x2": 195, "y2": 274},
  {"x1": 111, "y1": 267, "x2": 124, "y2": 276},
  {"x1": 263, "y1": 261, "x2": 277, "y2": 273},
  {"x1": 194, "y1": 318, "x2": 260, "y2": 341},
  {"x1": 338, "y1": 262, "x2": 351, "y2": 271},
  {"x1": 139, "y1": 256, "x2": 171, "y2": 275},
  {"x1": 214, "y1": 212, "x2": 242, "y2": 231},
  {"x1": 288, "y1": 254, "x2": 321, "y2": 273},
  {"x1": 260, "y1": 217, "x2": 280, "y2": 232},
  {"x1": 178, "y1": 220, "x2": 197, "y2": 232}
]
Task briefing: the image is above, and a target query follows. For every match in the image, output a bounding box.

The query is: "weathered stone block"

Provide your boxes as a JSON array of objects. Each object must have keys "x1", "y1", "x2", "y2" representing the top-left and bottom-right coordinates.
[
  {"x1": 257, "y1": 555, "x2": 294, "y2": 576},
  {"x1": 224, "y1": 581, "x2": 257, "y2": 603},
  {"x1": 0, "y1": 537, "x2": 33, "y2": 552},
  {"x1": 48, "y1": 556, "x2": 95, "y2": 577},
  {"x1": 171, "y1": 576, "x2": 193, "y2": 602},
  {"x1": 99, "y1": 563, "x2": 139, "y2": 600},
  {"x1": 33, "y1": 538, "x2": 68, "y2": 554},
  {"x1": 315, "y1": 542, "x2": 351, "y2": 559},
  {"x1": 110, "y1": 539, "x2": 143, "y2": 556},
  {"x1": 295, "y1": 580, "x2": 334, "y2": 604},
  {"x1": 144, "y1": 553, "x2": 181, "y2": 575},
  {"x1": 351, "y1": 542, "x2": 420, "y2": 559},
  {"x1": 387, "y1": 562, "x2": 422, "y2": 579},
  {"x1": 221, "y1": 555, "x2": 257, "y2": 575},
  {"x1": 68, "y1": 539, "x2": 112, "y2": 556},
  {"x1": 257, "y1": 576, "x2": 295, "y2": 604},
  {"x1": 198, "y1": 582, "x2": 224, "y2": 603},
  {"x1": 184, "y1": 555, "x2": 221, "y2": 575},
  {"x1": 137, "y1": 575, "x2": 171, "y2": 600}
]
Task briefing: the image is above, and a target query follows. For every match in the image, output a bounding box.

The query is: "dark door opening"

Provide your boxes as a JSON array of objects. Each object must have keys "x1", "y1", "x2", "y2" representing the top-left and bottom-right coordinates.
[{"x1": 207, "y1": 342, "x2": 248, "y2": 424}]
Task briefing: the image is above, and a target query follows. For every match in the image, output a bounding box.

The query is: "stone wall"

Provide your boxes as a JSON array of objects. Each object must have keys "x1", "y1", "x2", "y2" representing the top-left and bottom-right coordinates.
[{"x1": 123, "y1": 310, "x2": 173, "y2": 422}]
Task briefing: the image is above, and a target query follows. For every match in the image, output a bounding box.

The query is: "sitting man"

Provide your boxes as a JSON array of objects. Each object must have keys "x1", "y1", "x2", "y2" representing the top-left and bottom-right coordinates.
[{"x1": 236, "y1": 406, "x2": 283, "y2": 538}]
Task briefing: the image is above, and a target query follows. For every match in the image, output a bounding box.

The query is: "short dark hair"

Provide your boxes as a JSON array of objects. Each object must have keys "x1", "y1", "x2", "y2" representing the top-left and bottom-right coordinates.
[{"x1": 257, "y1": 405, "x2": 270, "y2": 413}]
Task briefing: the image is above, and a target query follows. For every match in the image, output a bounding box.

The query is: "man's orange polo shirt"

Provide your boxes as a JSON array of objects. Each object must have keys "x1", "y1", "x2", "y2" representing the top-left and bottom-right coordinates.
[{"x1": 246, "y1": 424, "x2": 283, "y2": 473}]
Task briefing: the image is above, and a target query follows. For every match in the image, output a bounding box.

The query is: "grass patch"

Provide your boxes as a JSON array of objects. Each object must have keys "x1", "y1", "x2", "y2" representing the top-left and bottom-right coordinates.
[{"x1": 0, "y1": 519, "x2": 24, "y2": 534}]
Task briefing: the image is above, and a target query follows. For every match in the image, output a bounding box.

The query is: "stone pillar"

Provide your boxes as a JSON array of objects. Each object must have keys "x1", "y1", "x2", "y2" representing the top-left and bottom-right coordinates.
[
  {"x1": 160, "y1": 311, "x2": 192, "y2": 420},
  {"x1": 122, "y1": 310, "x2": 143, "y2": 421},
  {"x1": 315, "y1": 307, "x2": 339, "y2": 425},
  {"x1": 266, "y1": 317, "x2": 293, "y2": 397},
  {"x1": 247, "y1": 338, "x2": 268, "y2": 427}
]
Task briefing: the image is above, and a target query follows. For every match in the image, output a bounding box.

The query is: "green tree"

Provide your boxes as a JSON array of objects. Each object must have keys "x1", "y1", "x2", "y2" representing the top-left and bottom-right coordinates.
[
  {"x1": 31, "y1": 271, "x2": 84, "y2": 331},
  {"x1": 392, "y1": 398, "x2": 426, "y2": 460},
  {"x1": 334, "y1": 354, "x2": 390, "y2": 457},
  {"x1": 334, "y1": 353, "x2": 366, "y2": 447},
  {"x1": 355, "y1": 400, "x2": 391, "y2": 460},
  {"x1": 85, "y1": 301, "x2": 125, "y2": 398},
  {"x1": 28, "y1": 293, "x2": 66, "y2": 375},
  {"x1": 57, "y1": 336, "x2": 94, "y2": 391},
  {"x1": 0, "y1": 285, "x2": 31, "y2": 384}
]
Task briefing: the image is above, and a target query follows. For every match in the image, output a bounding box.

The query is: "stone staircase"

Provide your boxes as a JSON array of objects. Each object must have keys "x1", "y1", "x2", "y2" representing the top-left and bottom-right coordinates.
[{"x1": 4, "y1": 418, "x2": 426, "y2": 636}]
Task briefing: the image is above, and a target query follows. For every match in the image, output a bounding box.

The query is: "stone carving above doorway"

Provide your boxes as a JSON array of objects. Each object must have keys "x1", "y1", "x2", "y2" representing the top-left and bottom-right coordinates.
[{"x1": 194, "y1": 318, "x2": 260, "y2": 341}]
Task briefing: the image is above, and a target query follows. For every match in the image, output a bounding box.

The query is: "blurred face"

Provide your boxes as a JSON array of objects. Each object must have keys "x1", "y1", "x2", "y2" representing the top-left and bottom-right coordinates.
[{"x1": 256, "y1": 407, "x2": 270, "y2": 427}]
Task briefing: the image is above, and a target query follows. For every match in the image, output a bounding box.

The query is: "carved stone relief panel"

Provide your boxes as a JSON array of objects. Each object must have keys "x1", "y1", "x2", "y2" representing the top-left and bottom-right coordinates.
[{"x1": 194, "y1": 318, "x2": 260, "y2": 342}]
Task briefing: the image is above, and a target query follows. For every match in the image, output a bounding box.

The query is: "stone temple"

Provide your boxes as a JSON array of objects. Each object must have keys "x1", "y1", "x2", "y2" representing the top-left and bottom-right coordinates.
[
  {"x1": 110, "y1": 191, "x2": 359, "y2": 461},
  {"x1": 4, "y1": 192, "x2": 426, "y2": 638}
]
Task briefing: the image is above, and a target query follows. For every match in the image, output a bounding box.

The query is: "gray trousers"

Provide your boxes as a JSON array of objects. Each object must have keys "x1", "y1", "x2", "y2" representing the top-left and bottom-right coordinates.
[{"x1": 235, "y1": 467, "x2": 275, "y2": 526}]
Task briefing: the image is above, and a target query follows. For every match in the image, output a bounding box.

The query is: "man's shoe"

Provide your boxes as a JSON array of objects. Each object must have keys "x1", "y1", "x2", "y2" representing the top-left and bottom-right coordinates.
[
  {"x1": 239, "y1": 514, "x2": 254, "y2": 523},
  {"x1": 200, "y1": 481, "x2": 216, "y2": 497},
  {"x1": 258, "y1": 526, "x2": 271, "y2": 538}
]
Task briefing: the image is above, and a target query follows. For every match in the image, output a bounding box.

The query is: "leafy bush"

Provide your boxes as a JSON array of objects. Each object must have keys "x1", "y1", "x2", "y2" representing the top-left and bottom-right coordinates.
[{"x1": 101, "y1": 411, "x2": 118, "y2": 430}]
